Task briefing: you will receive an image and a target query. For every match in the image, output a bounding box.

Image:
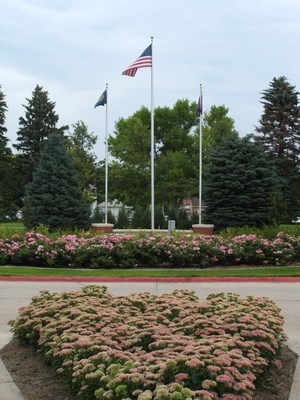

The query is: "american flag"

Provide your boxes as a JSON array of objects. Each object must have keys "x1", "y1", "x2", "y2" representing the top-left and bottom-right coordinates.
[{"x1": 122, "y1": 44, "x2": 152, "y2": 77}]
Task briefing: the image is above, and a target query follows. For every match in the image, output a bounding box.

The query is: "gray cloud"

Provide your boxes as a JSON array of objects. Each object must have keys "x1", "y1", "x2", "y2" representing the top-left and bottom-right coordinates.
[{"x1": 1, "y1": 0, "x2": 300, "y2": 158}]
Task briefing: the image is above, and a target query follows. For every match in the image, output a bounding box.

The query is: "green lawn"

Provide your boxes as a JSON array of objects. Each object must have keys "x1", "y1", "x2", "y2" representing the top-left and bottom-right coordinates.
[
  {"x1": 0, "y1": 221, "x2": 25, "y2": 231},
  {"x1": 0, "y1": 265, "x2": 300, "y2": 277}
]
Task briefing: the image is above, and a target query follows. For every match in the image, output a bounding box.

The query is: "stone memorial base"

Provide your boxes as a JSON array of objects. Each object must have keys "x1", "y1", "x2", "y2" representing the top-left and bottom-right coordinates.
[
  {"x1": 192, "y1": 224, "x2": 214, "y2": 235},
  {"x1": 91, "y1": 223, "x2": 114, "y2": 233}
]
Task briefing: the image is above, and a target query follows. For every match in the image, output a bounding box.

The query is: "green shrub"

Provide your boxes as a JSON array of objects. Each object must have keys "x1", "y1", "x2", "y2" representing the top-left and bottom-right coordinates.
[{"x1": 220, "y1": 224, "x2": 300, "y2": 239}]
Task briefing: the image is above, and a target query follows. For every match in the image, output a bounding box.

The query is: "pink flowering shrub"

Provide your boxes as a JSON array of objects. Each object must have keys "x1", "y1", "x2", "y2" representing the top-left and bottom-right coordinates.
[
  {"x1": 11, "y1": 286, "x2": 286, "y2": 400},
  {"x1": 1, "y1": 231, "x2": 299, "y2": 268},
  {"x1": 0, "y1": 231, "x2": 53, "y2": 266}
]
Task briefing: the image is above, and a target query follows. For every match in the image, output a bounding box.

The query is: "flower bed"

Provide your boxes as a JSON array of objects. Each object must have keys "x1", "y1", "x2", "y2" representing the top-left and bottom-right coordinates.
[
  {"x1": 1, "y1": 231, "x2": 300, "y2": 268},
  {"x1": 11, "y1": 286, "x2": 286, "y2": 400}
]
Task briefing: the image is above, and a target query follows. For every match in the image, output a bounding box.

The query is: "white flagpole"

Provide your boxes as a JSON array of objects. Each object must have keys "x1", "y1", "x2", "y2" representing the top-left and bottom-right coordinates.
[
  {"x1": 150, "y1": 36, "x2": 155, "y2": 230},
  {"x1": 199, "y1": 84, "x2": 203, "y2": 225},
  {"x1": 105, "y1": 83, "x2": 108, "y2": 224}
]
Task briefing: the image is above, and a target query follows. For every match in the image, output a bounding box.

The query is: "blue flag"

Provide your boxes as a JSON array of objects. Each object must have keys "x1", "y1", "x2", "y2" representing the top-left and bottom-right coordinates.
[{"x1": 94, "y1": 89, "x2": 107, "y2": 108}]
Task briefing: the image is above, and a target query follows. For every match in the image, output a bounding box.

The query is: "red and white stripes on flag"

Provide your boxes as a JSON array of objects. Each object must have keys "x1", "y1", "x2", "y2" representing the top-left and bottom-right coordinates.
[{"x1": 122, "y1": 44, "x2": 152, "y2": 77}]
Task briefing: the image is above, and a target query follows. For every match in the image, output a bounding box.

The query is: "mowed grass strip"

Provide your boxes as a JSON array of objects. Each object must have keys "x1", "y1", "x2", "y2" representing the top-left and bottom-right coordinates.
[{"x1": 0, "y1": 265, "x2": 300, "y2": 277}]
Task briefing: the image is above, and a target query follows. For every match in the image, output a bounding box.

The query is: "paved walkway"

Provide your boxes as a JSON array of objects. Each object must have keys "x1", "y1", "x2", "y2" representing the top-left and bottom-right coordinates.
[{"x1": 0, "y1": 277, "x2": 300, "y2": 399}]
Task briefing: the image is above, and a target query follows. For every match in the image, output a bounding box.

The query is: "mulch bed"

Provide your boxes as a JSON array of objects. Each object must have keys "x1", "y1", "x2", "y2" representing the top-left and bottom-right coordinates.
[{"x1": 0, "y1": 339, "x2": 298, "y2": 400}]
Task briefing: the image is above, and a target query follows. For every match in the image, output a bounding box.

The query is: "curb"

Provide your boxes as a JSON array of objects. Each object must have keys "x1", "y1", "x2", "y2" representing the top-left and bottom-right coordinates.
[
  {"x1": 289, "y1": 357, "x2": 300, "y2": 400},
  {"x1": 0, "y1": 356, "x2": 24, "y2": 400}
]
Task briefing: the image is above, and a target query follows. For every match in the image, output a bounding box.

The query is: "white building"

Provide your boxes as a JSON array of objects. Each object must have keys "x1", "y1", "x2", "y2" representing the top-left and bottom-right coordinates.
[{"x1": 96, "y1": 199, "x2": 133, "y2": 220}]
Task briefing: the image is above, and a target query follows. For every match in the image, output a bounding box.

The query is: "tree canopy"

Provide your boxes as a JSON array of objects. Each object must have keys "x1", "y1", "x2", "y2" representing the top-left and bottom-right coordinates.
[
  {"x1": 4, "y1": 78, "x2": 293, "y2": 229},
  {"x1": 107, "y1": 101, "x2": 240, "y2": 209},
  {"x1": 108, "y1": 100, "x2": 199, "y2": 207},
  {"x1": 67, "y1": 121, "x2": 98, "y2": 201},
  {"x1": 202, "y1": 105, "x2": 239, "y2": 153}
]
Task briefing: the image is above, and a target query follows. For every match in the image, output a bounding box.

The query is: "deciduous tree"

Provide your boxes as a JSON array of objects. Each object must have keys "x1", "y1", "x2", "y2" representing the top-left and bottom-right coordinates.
[
  {"x1": 67, "y1": 121, "x2": 98, "y2": 200},
  {"x1": 108, "y1": 100, "x2": 198, "y2": 207},
  {"x1": 202, "y1": 105, "x2": 239, "y2": 152}
]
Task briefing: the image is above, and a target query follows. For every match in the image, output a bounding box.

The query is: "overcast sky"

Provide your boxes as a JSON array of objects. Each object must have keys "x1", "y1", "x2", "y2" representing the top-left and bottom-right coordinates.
[{"x1": 2, "y1": 0, "x2": 300, "y2": 159}]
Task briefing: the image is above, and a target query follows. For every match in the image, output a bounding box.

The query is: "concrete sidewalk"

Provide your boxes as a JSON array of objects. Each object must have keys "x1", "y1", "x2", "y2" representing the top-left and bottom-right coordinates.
[{"x1": 1, "y1": 279, "x2": 300, "y2": 399}]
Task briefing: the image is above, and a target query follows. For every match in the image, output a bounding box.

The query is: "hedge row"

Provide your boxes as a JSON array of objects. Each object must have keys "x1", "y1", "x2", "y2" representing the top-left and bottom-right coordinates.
[{"x1": 1, "y1": 231, "x2": 299, "y2": 268}]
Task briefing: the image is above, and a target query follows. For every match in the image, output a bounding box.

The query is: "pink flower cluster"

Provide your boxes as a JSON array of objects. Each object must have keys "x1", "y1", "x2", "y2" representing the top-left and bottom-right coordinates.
[
  {"x1": 1, "y1": 230, "x2": 299, "y2": 268},
  {"x1": 11, "y1": 286, "x2": 286, "y2": 400}
]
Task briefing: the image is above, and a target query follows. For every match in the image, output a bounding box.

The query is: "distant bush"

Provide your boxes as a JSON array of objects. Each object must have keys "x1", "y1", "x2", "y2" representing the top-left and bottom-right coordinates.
[{"x1": 219, "y1": 224, "x2": 300, "y2": 239}]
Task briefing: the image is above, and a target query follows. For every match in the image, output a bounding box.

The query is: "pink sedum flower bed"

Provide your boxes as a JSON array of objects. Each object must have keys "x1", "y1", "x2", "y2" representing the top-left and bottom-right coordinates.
[
  {"x1": 1, "y1": 231, "x2": 300, "y2": 268},
  {"x1": 11, "y1": 286, "x2": 286, "y2": 400}
]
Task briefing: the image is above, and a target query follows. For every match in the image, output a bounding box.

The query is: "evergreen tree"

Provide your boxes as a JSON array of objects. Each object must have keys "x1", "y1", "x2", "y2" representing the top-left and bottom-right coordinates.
[
  {"x1": 203, "y1": 136, "x2": 281, "y2": 231},
  {"x1": 191, "y1": 210, "x2": 199, "y2": 225},
  {"x1": 131, "y1": 206, "x2": 151, "y2": 228},
  {"x1": 269, "y1": 190, "x2": 288, "y2": 225},
  {"x1": 23, "y1": 133, "x2": 91, "y2": 231},
  {"x1": 165, "y1": 205, "x2": 177, "y2": 222},
  {"x1": 0, "y1": 86, "x2": 9, "y2": 152},
  {"x1": 154, "y1": 205, "x2": 166, "y2": 229},
  {"x1": 116, "y1": 207, "x2": 130, "y2": 228},
  {"x1": 14, "y1": 85, "x2": 68, "y2": 204},
  {"x1": 254, "y1": 76, "x2": 300, "y2": 170},
  {"x1": 107, "y1": 210, "x2": 116, "y2": 225},
  {"x1": 254, "y1": 76, "x2": 300, "y2": 219},
  {"x1": 176, "y1": 208, "x2": 190, "y2": 230},
  {"x1": 0, "y1": 86, "x2": 15, "y2": 219},
  {"x1": 91, "y1": 207, "x2": 104, "y2": 223}
]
